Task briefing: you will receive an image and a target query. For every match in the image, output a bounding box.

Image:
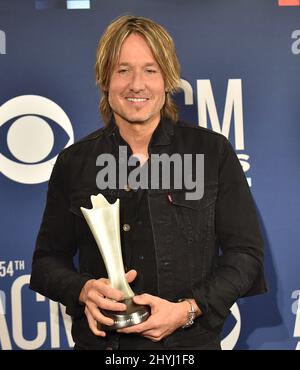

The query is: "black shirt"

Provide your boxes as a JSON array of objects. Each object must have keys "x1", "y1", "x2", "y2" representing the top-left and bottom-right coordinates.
[
  {"x1": 112, "y1": 126, "x2": 158, "y2": 297},
  {"x1": 121, "y1": 188, "x2": 158, "y2": 296},
  {"x1": 102, "y1": 126, "x2": 161, "y2": 350}
]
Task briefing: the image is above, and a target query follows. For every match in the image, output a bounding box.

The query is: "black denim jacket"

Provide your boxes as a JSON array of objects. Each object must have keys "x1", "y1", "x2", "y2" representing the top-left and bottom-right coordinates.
[{"x1": 30, "y1": 118, "x2": 267, "y2": 349}]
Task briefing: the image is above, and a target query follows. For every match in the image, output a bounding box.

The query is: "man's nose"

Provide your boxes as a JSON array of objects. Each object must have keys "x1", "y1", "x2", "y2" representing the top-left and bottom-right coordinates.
[{"x1": 129, "y1": 70, "x2": 145, "y2": 92}]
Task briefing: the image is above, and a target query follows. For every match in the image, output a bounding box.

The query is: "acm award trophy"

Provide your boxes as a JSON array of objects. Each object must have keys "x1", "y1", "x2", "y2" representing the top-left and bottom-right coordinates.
[{"x1": 81, "y1": 194, "x2": 150, "y2": 330}]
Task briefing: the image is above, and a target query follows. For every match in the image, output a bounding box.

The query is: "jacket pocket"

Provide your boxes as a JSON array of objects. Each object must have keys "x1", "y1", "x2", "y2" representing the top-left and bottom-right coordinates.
[
  {"x1": 69, "y1": 188, "x2": 127, "y2": 217},
  {"x1": 169, "y1": 184, "x2": 218, "y2": 241},
  {"x1": 69, "y1": 196, "x2": 92, "y2": 218},
  {"x1": 69, "y1": 194, "x2": 95, "y2": 246},
  {"x1": 69, "y1": 193, "x2": 107, "y2": 277},
  {"x1": 169, "y1": 184, "x2": 218, "y2": 284}
]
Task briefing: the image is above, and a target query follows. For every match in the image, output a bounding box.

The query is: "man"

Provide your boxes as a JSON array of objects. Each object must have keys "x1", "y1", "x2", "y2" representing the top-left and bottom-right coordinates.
[{"x1": 30, "y1": 15, "x2": 267, "y2": 350}]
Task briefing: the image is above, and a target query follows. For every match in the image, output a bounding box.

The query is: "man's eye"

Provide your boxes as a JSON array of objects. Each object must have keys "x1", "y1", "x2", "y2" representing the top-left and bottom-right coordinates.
[
  {"x1": 118, "y1": 69, "x2": 128, "y2": 74},
  {"x1": 146, "y1": 69, "x2": 156, "y2": 74}
]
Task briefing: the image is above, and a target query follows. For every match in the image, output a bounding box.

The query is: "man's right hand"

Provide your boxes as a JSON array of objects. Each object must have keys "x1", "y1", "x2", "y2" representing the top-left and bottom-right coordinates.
[{"x1": 79, "y1": 269, "x2": 137, "y2": 337}]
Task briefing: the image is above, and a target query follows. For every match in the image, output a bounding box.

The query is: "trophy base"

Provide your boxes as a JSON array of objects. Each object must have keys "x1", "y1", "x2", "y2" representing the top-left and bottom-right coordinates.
[{"x1": 98, "y1": 298, "x2": 150, "y2": 331}]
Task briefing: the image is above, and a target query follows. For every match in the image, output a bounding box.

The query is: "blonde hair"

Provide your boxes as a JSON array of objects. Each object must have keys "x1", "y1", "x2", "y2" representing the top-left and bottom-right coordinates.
[{"x1": 95, "y1": 15, "x2": 181, "y2": 125}]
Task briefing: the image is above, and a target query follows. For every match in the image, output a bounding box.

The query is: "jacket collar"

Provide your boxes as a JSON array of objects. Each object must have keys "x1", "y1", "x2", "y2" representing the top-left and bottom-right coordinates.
[{"x1": 104, "y1": 116, "x2": 175, "y2": 148}]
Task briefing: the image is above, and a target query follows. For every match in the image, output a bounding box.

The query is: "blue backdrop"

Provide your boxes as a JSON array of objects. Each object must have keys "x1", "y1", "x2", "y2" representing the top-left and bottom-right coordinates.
[{"x1": 0, "y1": 0, "x2": 299, "y2": 350}]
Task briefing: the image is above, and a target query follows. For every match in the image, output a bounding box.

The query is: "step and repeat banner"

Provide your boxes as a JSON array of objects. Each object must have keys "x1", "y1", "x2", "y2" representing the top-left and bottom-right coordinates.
[{"x1": 0, "y1": 0, "x2": 299, "y2": 350}]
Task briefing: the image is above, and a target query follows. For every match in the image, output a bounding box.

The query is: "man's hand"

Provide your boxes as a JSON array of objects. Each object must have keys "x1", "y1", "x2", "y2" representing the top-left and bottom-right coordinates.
[
  {"x1": 79, "y1": 269, "x2": 137, "y2": 337},
  {"x1": 117, "y1": 294, "x2": 197, "y2": 342}
]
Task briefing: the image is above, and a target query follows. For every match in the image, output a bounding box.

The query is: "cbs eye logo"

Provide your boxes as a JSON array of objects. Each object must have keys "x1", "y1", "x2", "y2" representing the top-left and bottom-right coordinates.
[{"x1": 0, "y1": 95, "x2": 74, "y2": 184}]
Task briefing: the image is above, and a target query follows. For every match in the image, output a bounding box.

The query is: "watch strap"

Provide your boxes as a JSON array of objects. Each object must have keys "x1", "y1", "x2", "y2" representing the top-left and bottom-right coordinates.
[{"x1": 178, "y1": 298, "x2": 196, "y2": 329}]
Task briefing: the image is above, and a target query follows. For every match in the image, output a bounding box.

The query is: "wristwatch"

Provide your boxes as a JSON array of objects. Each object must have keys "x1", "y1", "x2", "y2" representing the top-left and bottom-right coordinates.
[{"x1": 178, "y1": 298, "x2": 197, "y2": 329}]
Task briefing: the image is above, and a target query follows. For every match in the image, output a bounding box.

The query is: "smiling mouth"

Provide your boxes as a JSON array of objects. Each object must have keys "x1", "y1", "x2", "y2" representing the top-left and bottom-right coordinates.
[{"x1": 126, "y1": 97, "x2": 149, "y2": 103}]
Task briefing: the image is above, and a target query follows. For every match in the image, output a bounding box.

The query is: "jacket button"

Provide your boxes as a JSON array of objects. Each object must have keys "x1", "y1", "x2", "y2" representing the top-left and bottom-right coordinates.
[{"x1": 123, "y1": 224, "x2": 131, "y2": 232}]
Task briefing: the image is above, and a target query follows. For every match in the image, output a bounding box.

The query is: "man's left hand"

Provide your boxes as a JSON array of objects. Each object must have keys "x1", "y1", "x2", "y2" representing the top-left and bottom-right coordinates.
[{"x1": 117, "y1": 294, "x2": 191, "y2": 341}]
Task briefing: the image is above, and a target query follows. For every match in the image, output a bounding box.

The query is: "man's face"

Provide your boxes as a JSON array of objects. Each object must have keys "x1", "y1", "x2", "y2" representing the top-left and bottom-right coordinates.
[{"x1": 108, "y1": 33, "x2": 165, "y2": 127}]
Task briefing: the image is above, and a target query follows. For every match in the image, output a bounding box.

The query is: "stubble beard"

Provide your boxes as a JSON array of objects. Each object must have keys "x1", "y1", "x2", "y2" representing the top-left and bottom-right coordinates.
[{"x1": 113, "y1": 109, "x2": 158, "y2": 126}]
